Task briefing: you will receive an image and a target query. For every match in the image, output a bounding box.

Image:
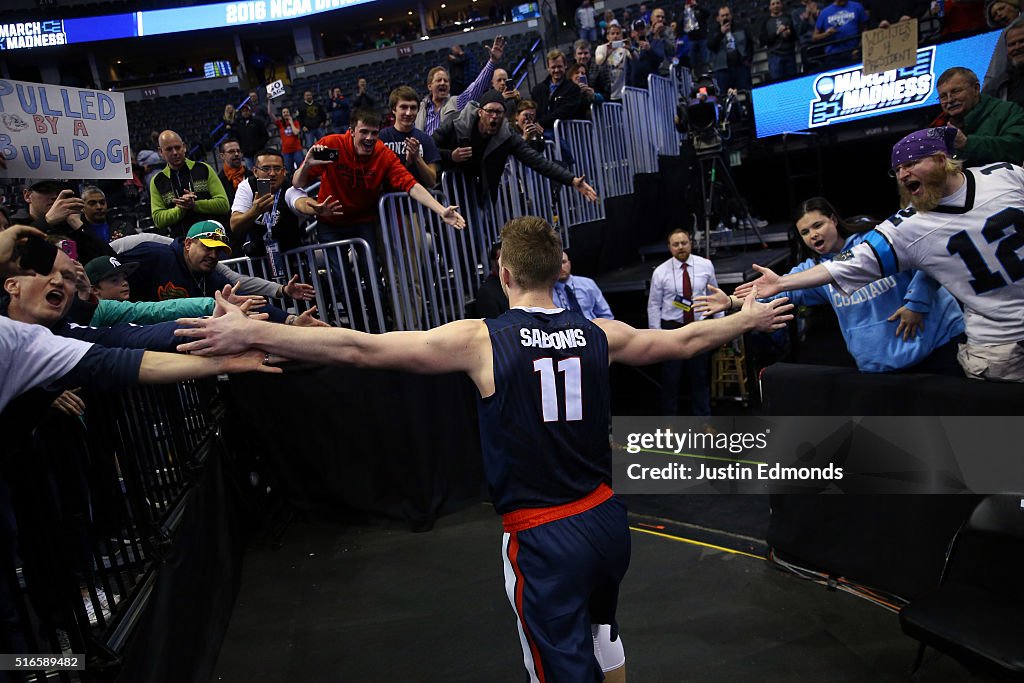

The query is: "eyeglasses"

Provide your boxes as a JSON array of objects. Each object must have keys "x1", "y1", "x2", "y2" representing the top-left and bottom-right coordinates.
[
  {"x1": 888, "y1": 157, "x2": 925, "y2": 177},
  {"x1": 256, "y1": 165, "x2": 286, "y2": 173},
  {"x1": 481, "y1": 108, "x2": 505, "y2": 117}
]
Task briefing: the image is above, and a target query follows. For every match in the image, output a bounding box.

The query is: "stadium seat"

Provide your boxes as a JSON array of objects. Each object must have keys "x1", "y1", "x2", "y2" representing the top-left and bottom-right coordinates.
[{"x1": 899, "y1": 493, "x2": 1024, "y2": 680}]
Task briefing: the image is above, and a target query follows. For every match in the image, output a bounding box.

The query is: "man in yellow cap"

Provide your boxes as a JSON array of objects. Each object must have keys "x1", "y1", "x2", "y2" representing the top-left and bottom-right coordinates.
[{"x1": 120, "y1": 220, "x2": 307, "y2": 324}]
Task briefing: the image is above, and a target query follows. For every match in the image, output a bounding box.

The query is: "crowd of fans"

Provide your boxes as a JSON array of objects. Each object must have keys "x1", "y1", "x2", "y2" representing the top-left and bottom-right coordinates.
[{"x1": 0, "y1": 1, "x2": 1022, "y2": 404}]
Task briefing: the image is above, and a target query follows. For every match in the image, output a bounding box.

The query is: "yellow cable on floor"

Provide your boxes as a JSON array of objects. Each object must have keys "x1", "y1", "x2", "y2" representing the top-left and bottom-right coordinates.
[{"x1": 629, "y1": 526, "x2": 765, "y2": 561}]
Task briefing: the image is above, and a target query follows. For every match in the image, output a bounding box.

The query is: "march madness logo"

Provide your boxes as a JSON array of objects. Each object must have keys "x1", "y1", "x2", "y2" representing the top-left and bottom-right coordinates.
[
  {"x1": 0, "y1": 21, "x2": 66, "y2": 50},
  {"x1": 808, "y1": 46, "x2": 935, "y2": 128}
]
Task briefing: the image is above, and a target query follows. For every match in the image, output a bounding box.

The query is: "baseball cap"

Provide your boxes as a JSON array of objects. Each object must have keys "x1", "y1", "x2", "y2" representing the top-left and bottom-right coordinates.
[
  {"x1": 186, "y1": 220, "x2": 232, "y2": 255},
  {"x1": 85, "y1": 255, "x2": 139, "y2": 284},
  {"x1": 27, "y1": 179, "x2": 72, "y2": 193}
]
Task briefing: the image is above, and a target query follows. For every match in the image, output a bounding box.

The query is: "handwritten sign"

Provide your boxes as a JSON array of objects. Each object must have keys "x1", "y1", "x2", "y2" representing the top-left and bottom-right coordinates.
[
  {"x1": 862, "y1": 21, "x2": 918, "y2": 76},
  {"x1": 266, "y1": 79, "x2": 286, "y2": 100},
  {"x1": 0, "y1": 79, "x2": 131, "y2": 179}
]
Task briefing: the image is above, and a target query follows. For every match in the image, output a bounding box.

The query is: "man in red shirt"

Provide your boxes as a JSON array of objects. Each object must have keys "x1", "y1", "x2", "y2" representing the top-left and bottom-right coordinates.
[{"x1": 293, "y1": 109, "x2": 464, "y2": 329}]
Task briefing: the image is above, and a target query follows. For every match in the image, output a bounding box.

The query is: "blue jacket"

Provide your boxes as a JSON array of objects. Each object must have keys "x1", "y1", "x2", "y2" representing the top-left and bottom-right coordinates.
[
  {"x1": 781, "y1": 233, "x2": 965, "y2": 372},
  {"x1": 123, "y1": 237, "x2": 287, "y2": 322}
]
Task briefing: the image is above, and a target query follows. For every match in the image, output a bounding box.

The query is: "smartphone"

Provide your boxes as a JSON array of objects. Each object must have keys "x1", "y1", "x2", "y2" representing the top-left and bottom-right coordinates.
[
  {"x1": 611, "y1": 40, "x2": 624, "y2": 49},
  {"x1": 504, "y1": 79, "x2": 514, "y2": 92},
  {"x1": 577, "y1": 72, "x2": 588, "y2": 86},
  {"x1": 312, "y1": 148, "x2": 339, "y2": 162},
  {"x1": 457, "y1": 138, "x2": 471, "y2": 148},
  {"x1": 20, "y1": 236, "x2": 58, "y2": 275},
  {"x1": 58, "y1": 238, "x2": 78, "y2": 263},
  {"x1": 256, "y1": 178, "x2": 273, "y2": 197}
]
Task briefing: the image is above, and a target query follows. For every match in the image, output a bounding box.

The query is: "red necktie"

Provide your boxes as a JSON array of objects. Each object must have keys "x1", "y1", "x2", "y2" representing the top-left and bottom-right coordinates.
[{"x1": 682, "y1": 262, "x2": 694, "y2": 324}]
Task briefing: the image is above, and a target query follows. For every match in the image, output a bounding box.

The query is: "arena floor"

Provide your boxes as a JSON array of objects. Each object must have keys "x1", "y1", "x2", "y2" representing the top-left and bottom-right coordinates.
[{"x1": 211, "y1": 497, "x2": 976, "y2": 682}]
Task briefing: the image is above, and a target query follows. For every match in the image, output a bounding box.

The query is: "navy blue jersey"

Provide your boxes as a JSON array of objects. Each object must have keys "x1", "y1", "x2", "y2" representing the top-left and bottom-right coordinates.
[{"x1": 479, "y1": 307, "x2": 612, "y2": 515}]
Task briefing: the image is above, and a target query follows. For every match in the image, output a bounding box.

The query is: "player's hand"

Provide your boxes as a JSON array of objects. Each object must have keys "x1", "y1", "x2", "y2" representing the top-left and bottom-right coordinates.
[
  {"x1": 741, "y1": 288, "x2": 793, "y2": 332},
  {"x1": 888, "y1": 306, "x2": 924, "y2": 341},
  {"x1": 693, "y1": 285, "x2": 732, "y2": 315},
  {"x1": 46, "y1": 190, "x2": 85, "y2": 226},
  {"x1": 282, "y1": 274, "x2": 316, "y2": 300},
  {"x1": 734, "y1": 264, "x2": 782, "y2": 298},
  {"x1": 441, "y1": 206, "x2": 466, "y2": 229},
  {"x1": 176, "y1": 291, "x2": 254, "y2": 355},
  {"x1": 452, "y1": 147, "x2": 473, "y2": 163}
]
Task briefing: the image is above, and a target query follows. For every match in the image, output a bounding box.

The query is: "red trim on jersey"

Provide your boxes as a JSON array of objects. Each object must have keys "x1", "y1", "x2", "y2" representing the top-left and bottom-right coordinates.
[
  {"x1": 502, "y1": 483, "x2": 613, "y2": 533},
  {"x1": 508, "y1": 532, "x2": 547, "y2": 683}
]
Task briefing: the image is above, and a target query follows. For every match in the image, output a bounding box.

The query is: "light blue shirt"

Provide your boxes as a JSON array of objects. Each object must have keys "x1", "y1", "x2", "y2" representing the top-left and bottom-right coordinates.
[
  {"x1": 552, "y1": 275, "x2": 614, "y2": 320},
  {"x1": 647, "y1": 254, "x2": 720, "y2": 328}
]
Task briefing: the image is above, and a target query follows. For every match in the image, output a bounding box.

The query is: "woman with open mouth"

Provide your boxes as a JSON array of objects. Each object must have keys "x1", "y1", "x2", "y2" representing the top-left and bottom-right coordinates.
[{"x1": 693, "y1": 196, "x2": 966, "y2": 375}]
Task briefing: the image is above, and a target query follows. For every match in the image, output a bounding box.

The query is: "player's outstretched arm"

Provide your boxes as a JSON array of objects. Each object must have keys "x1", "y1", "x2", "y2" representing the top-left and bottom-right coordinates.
[
  {"x1": 175, "y1": 292, "x2": 489, "y2": 377},
  {"x1": 734, "y1": 263, "x2": 834, "y2": 299},
  {"x1": 595, "y1": 290, "x2": 793, "y2": 366}
]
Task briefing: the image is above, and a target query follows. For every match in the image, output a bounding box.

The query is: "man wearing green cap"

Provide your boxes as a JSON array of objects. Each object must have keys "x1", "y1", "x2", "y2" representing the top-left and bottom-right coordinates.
[{"x1": 121, "y1": 220, "x2": 322, "y2": 326}]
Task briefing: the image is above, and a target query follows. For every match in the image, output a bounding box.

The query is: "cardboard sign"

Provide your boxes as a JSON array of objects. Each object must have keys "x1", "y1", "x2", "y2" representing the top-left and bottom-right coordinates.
[
  {"x1": 266, "y1": 79, "x2": 286, "y2": 99},
  {"x1": 0, "y1": 79, "x2": 131, "y2": 179},
  {"x1": 862, "y1": 20, "x2": 918, "y2": 76}
]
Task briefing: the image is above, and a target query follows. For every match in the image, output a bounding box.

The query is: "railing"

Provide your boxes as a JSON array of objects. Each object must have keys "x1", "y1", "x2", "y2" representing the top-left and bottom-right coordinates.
[
  {"x1": 591, "y1": 102, "x2": 634, "y2": 197},
  {"x1": 648, "y1": 74, "x2": 682, "y2": 158},
  {"x1": 222, "y1": 237, "x2": 385, "y2": 332},
  {"x1": 1, "y1": 379, "x2": 221, "y2": 680},
  {"x1": 553, "y1": 119, "x2": 607, "y2": 226},
  {"x1": 378, "y1": 191, "x2": 469, "y2": 331},
  {"x1": 622, "y1": 87, "x2": 659, "y2": 174}
]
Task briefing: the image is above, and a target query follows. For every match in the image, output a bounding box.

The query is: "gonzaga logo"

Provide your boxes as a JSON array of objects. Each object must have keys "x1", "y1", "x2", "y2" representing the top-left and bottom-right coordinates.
[{"x1": 809, "y1": 46, "x2": 935, "y2": 128}]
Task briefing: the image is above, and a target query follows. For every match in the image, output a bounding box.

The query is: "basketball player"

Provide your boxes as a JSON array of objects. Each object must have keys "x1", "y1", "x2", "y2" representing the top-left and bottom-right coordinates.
[
  {"x1": 174, "y1": 217, "x2": 793, "y2": 682},
  {"x1": 737, "y1": 126, "x2": 1024, "y2": 382}
]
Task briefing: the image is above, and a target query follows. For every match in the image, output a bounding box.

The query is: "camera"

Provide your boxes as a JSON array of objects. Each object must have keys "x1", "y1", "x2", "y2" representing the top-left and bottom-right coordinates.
[{"x1": 312, "y1": 148, "x2": 339, "y2": 162}]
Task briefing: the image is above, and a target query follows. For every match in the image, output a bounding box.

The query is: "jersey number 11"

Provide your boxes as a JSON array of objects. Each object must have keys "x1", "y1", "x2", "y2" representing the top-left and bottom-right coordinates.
[{"x1": 534, "y1": 357, "x2": 583, "y2": 422}]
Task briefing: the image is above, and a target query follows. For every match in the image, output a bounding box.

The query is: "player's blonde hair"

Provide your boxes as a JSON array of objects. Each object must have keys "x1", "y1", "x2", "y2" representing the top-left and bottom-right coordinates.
[{"x1": 500, "y1": 217, "x2": 563, "y2": 289}]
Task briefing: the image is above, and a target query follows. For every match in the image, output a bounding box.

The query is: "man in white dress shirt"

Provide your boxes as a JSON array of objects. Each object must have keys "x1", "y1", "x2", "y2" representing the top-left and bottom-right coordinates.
[{"x1": 647, "y1": 229, "x2": 721, "y2": 415}]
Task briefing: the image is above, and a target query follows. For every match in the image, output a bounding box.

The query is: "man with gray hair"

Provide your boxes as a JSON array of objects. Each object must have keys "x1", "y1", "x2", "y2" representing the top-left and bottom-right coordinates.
[
  {"x1": 737, "y1": 127, "x2": 1024, "y2": 382},
  {"x1": 79, "y1": 185, "x2": 121, "y2": 244},
  {"x1": 932, "y1": 66, "x2": 1024, "y2": 166}
]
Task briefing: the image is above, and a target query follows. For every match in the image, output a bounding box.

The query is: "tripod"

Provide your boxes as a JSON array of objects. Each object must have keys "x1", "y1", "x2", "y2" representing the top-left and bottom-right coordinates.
[{"x1": 694, "y1": 151, "x2": 766, "y2": 257}]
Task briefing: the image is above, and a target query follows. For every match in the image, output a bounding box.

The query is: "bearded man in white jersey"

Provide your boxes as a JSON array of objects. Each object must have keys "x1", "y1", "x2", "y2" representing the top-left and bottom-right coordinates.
[{"x1": 736, "y1": 126, "x2": 1024, "y2": 382}]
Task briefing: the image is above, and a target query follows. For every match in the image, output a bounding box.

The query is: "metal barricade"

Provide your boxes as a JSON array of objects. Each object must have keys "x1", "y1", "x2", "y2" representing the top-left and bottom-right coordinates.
[
  {"x1": 378, "y1": 191, "x2": 468, "y2": 330},
  {"x1": 648, "y1": 74, "x2": 681, "y2": 157},
  {"x1": 590, "y1": 103, "x2": 634, "y2": 197},
  {"x1": 553, "y1": 119, "x2": 607, "y2": 227},
  {"x1": 670, "y1": 62, "x2": 694, "y2": 103},
  {"x1": 622, "y1": 86, "x2": 659, "y2": 173},
  {"x1": 222, "y1": 237, "x2": 385, "y2": 332},
  {"x1": 441, "y1": 169, "x2": 494, "y2": 295}
]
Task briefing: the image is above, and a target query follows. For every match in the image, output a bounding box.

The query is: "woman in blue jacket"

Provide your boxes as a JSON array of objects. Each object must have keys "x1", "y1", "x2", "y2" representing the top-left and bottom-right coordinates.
[{"x1": 696, "y1": 197, "x2": 965, "y2": 373}]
